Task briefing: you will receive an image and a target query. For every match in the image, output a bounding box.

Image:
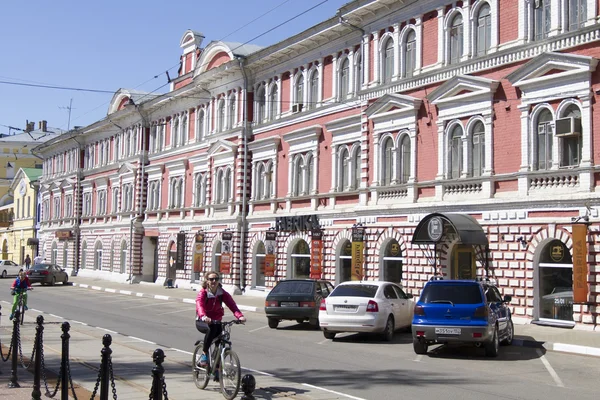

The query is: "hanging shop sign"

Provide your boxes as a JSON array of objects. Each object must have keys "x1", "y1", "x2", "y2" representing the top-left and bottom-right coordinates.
[
  {"x1": 220, "y1": 231, "x2": 233, "y2": 275},
  {"x1": 55, "y1": 230, "x2": 73, "y2": 239},
  {"x1": 572, "y1": 224, "x2": 589, "y2": 303},
  {"x1": 264, "y1": 231, "x2": 277, "y2": 277},
  {"x1": 276, "y1": 215, "x2": 320, "y2": 232},
  {"x1": 193, "y1": 232, "x2": 205, "y2": 273},
  {"x1": 351, "y1": 226, "x2": 365, "y2": 281},
  {"x1": 176, "y1": 232, "x2": 186, "y2": 270},
  {"x1": 310, "y1": 230, "x2": 323, "y2": 279},
  {"x1": 427, "y1": 217, "x2": 444, "y2": 242}
]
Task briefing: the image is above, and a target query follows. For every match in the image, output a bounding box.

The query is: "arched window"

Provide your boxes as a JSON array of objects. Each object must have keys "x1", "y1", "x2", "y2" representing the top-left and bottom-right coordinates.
[
  {"x1": 567, "y1": 0, "x2": 587, "y2": 31},
  {"x1": 398, "y1": 135, "x2": 411, "y2": 184},
  {"x1": 404, "y1": 30, "x2": 416, "y2": 78},
  {"x1": 471, "y1": 121, "x2": 485, "y2": 177},
  {"x1": 475, "y1": 3, "x2": 491, "y2": 56},
  {"x1": 94, "y1": 241, "x2": 103, "y2": 270},
  {"x1": 269, "y1": 84, "x2": 278, "y2": 121},
  {"x1": 352, "y1": 147, "x2": 361, "y2": 189},
  {"x1": 449, "y1": 13, "x2": 464, "y2": 64},
  {"x1": 355, "y1": 52, "x2": 363, "y2": 90},
  {"x1": 291, "y1": 240, "x2": 310, "y2": 279},
  {"x1": 306, "y1": 154, "x2": 314, "y2": 194},
  {"x1": 51, "y1": 242, "x2": 58, "y2": 264},
  {"x1": 254, "y1": 241, "x2": 266, "y2": 287},
  {"x1": 181, "y1": 113, "x2": 188, "y2": 145},
  {"x1": 256, "y1": 86, "x2": 266, "y2": 122},
  {"x1": 120, "y1": 241, "x2": 127, "y2": 274},
  {"x1": 81, "y1": 241, "x2": 87, "y2": 269},
  {"x1": 339, "y1": 147, "x2": 350, "y2": 191},
  {"x1": 197, "y1": 109, "x2": 205, "y2": 139},
  {"x1": 381, "y1": 137, "x2": 394, "y2": 186},
  {"x1": 224, "y1": 168, "x2": 232, "y2": 203},
  {"x1": 194, "y1": 174, "x2": 206, "y2": 207},
  {"x1": 382, "y1": 37, "x2": 394, "y2": 83},
  {"x1": 534, "y1": 0, "x2": 551, "y2": 40},
  {"x1": 256, "y1": 163, "x2": 265, "y2": 199},
  {"x1": 449, "y1": 125, "x2": 463, "y2": 178},
  {"x1": 265, "y1": 163, "x2": 273, "y2": 198},
  {"x1": 338, "y1": 240, "x2": 352, "y2": 283},
  {"x1": 150, "y1": 125, "x2": 157, "y2": 153},
  {"x1": 340, "y1": 58, "x2": 350, "y2": 99},
  {"x1": 536, "y1": 109, "x2": 553, "y2": 170},
  {"x1": 294, "y1": 74, "x2": 304, "y2": 108},
  {"x1": 382, "y1": 239, "x2": 403, "y2": 283},
  {"x1": 292, "y1": 156, "x2": 304, "y2": 196},
  {"x1": 560, "y1": 105, "x2": 582, "y2": 167},
  {"x1": 213, "y1": 241, "x2": 222, "y2": 273},
  {"x1": 217, "y1": 100, "x2": 225, "y2": 132},
  {"x1": 172, "y1": 117, "x2": 180, "y2": 148},
  {"x1": 228, "y1": 95, "x2": 236, "y2": 129},
  {"x1": 215, "y1": 170, "x2": 223, "y2": 203}
]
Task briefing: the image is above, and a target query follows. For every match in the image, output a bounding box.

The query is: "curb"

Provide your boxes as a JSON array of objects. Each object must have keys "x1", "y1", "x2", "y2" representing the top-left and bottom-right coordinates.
[{"x1": 71, "y1": 282, "x2": 600, "y2": 359}]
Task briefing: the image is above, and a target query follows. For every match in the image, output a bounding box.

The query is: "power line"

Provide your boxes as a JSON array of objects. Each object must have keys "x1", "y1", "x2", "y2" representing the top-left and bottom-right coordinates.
[{"x1": 0, "y1": 80, "x2": 115, "y2": 94}]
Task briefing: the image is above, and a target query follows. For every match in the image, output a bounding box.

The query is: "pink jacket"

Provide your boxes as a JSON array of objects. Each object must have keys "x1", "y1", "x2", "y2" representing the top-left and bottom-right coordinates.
[{"x1": 196, "y1": 286, "x2": 243, "y2": 321}]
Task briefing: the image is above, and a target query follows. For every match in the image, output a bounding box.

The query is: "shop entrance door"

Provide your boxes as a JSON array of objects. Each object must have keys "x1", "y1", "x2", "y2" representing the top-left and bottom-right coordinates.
[{"x1": 452, "y1": 245, "x2": 476, "y2": 279}]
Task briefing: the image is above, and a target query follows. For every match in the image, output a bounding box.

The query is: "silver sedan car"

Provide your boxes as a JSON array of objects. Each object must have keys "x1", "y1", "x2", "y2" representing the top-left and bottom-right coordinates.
[{"x1": 0, "y1": 260, "x2": 22, "y2": 278}]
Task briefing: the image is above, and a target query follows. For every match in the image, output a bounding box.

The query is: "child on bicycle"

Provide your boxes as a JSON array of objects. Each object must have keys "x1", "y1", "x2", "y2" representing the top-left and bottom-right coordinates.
[
  {"x1": 10, "y1": 269, "x2": 32, "y2": 320},
  {"x1": 195, "y1": 271, "x2": 245, "y2": 367}
]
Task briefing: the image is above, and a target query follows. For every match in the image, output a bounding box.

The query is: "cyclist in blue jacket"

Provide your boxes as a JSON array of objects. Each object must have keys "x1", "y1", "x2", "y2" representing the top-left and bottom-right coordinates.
[{"x1": 10, "y1": 269, "x2": 32, "y2": 320}]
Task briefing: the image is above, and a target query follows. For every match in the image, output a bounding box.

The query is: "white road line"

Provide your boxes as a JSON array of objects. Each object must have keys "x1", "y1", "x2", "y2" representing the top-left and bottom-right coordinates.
[
  {"x1": 48, "y1": 314, "x2": 64, "y2": 319},
  {"x1": 248, "y1": 325, "x2": 268, "y2": 333},
  {"x1": 156, "y1": 308, "x2": 193, "y2": 316},
  {"x1": 317, "y1": 338, "x2": 329, "y2": 345},
  {"x1": 170, "y1": 348, "x2": 192, "y2": 355},
  {"x1": 537, "y1": 349, "x2": 565, "y2": 387},
  {"x1": 122, "y1": 302, "x2": 165, "y2": 310},
  {"x1": 135, "y1": 293, "x2": 144, "y2": 297},
  {"x1": 105, "y1": 288, "x2": 117, "y2": 293},
  {"x1": 127, "y1": 336, "x2": 156, "y2": 345},
  {"x1": 120, "y1": 290, "x2": 132, "y2": 295},
  {"x1": 97, "y1": 328, "x2": 118, "y2": 334},
  {"x1": 79, "y1": 284, "x2": 89, "y2": 288},
  {"x1": 413, "y1": 355, "x2": 423, "y2": 362},
  {"x1": 241, "y1": 367, "x2": 275, "y2": 377},
  {"x1": 91, "y1": 286, "x2": 103, "y2": 291},
  {"x1": 302, "y1": 383, "x2": 366, "y2": 400},
  {"x1": 154, "y1": 295, "x2": 170, "y2": 301},
  {"x1": 182, "y1": 298, "x2": 195, "y2": 304},
  {"x1": 70, "y1": 320, "x2": 88, "y2": 326}
]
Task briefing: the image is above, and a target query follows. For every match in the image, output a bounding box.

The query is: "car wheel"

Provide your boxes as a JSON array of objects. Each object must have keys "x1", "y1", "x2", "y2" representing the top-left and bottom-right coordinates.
[
  {"x1": 63, "y1": 275, "x2": 69, "y2": 285},
  {"x1": 308, "y1": 318, "x2": 319, "y2": 329},
  {"x1": 323, "y1": 331, "x2": 336, "y2": 340},
  {"x1": 382, "y1": 316, "x2": 395, "y2": 342},
  {"x1": 485, "y1": 326, "x2": 500, "y2": 357},
  {"x1": 296, "y1": 319, "x2": 305, "y2": 324},
  {"x1": 267, "y1": 318, "x2": 279, "y2": 329},
  {"x1": 1, "y1": 270, "x2": 6, "y2": 278},
  {"x1": 50, "y1": 276, "x2": 56, "y2": 286},
  {"x1": 413, "y1": 339, "x2": 428, "y2": 355},
  {"x1": 501, "y1": 319, "x2": 514, "y2": 346}
]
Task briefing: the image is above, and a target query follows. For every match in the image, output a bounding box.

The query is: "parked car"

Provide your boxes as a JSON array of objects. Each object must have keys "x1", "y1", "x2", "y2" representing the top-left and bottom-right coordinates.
[
  {"x1": 0, "y1": 260, "x2": 22, "y2": 278},
  {"x1": 265, "y1": 279, "x2": 334, "y2": 329},
  {"x1": 26, "y1": 263, "x2": 69, "y2": 286},
  {"x1": 412, "y1": 279, "x2": 513, "y2": 357},
  {"x1": 319, "y1": 281, "x2": 414, "y2": 341}
]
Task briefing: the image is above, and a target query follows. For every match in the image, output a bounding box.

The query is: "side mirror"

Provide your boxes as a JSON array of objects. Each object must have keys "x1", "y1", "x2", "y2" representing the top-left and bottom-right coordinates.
[
  {"x1": 406, "y1": 294, "x2": 414, "y2": 299},
  {"x1": 504, "y1": 295, "x2": 512, "y2": 303}
]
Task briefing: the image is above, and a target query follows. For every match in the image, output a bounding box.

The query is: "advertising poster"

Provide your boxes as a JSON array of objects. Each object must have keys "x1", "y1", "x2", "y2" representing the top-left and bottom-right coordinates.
[
  {"x1": 572, "y1": 224, "x2": 588, "y2": 303},
  {"x1": 310, "y1": 230, "x2": 323, "y2": 279},
  {"x1": 176, "y1": 232, "x2": 186, "y2": 270},
  {"x1": 264, "y1": 231, "x2": 277, "y2": 277},
  {"x1": 193, "y1": 232, "x2": 205, "y2": 273},
  {"x1": 351, "y1": 227, "x2": 365, "y2": 281},
  {"x1": 220, "y1": 231, "x2": 233, "y2": 275}
]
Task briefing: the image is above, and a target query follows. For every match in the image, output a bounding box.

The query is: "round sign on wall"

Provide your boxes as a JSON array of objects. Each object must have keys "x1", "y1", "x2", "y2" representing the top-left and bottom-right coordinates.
[{"x1": 428, "y1": 217, "x2": 444, "y2": 242}]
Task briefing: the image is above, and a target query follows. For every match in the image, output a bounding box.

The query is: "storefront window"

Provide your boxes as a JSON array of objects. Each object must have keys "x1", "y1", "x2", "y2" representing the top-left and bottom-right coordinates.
[
  {"x1": 291, "y1": 240, "x2": 310, "y2": 279},
  {"x1": 382, "y1": 239, "x2": 402, "y2": 283},
  {"x1": 338, "y1": 240, "x2": 352, "y2": 283},
  {"x1": 539, "y1": 240, "x2": 573, "y2": 322},
  {"x1": 213, "y1": 241, "x2": 222, "y2": 273},
  {"x1": 255, "y1": 241, "x2": 266, "y2": 287}
]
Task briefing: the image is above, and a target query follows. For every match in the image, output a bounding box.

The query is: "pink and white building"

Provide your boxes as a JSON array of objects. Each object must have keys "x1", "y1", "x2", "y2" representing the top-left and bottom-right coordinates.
[{"x1": 36, "y1": 0, "x2": 600, "y2": 328}]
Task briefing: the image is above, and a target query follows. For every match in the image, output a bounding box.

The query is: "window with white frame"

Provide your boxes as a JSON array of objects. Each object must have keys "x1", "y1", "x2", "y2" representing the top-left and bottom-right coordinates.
[
  {"x1": 291, "y1": 153, "x2": 314, "y2": 196},
  {"x1": 294, "y1": 73, "x2": 304, "y2": 109},
  {"x1": 449, "y1": 124, "x2": 464, "y2": 178},
  {"x1": 112, "y1": 187, "x2": 120, "y2": 213},
  {"x1": 194, "y1": 173, "x2": 207, "y2": 206},
  {"x1": 130, "y1": 128, "x2": 137, "y2": 155},
  {"x1": 355, "y1": 51, "x2": 363, "y2": 90},
  {"x1": 308, "y1": 70, "x2": 319, "y2": 110},
  {"x1": 254, "y1": 161, "x2": 273, "y2": 200},
  {"x1": 470, "y1": 120, "x2": 486, "y2": 177},
  {"x1": 87, "y1": 146, "x2": 95, "y2": 169},
  {"x1": 122, "y1": 184, "x2": 134, "y2": 212},
  {"x1": 172, "y1": 116, "x2": 180, "y2": 148},
  {"x1": 158, "y1": 123, "x2": 165, "y2": 151},
  {"x1": 381, "y1": 137, "x2": 394, "y2": 186},
  {"x1": 53, "y1": 197, "x2": 61, "y2": 219},
  {"x1": 197, "y1": 109, "x2": 205, "y2": 139},
  {"x1": 269, "y1": 84, "x2": 278, "y2": 121},
  {"x1": 65, "y1": 195, "x2": 73, "y2": 218},
  {"x1": 382, "y1": 37, "x2": 394, "y2": 83},
  {"x1": 337, "y1": 144, "x2": 361, "y2": 191},
  {"x1": 115, "y1": 135, "x2": 121, "y2": 160},
  {"x1": 83, "y1": 192, "x2": 92, "y2": 216},
  {"x1": 150, "y1": 125, "x2": 158, "y2": 153},
  {"x1": 475, "y1": 3, "x2": 491, "y2": 56},
  {"x1": 169, "y1": 177, "x2": 184, "y2": 209},
  {"x1": 535, "y1": 108, "x2": 554, "y2": 170},
  {"x1": 449, "y1": 13, "x2": 464, "y2": 64},
  {"x1": 228, "y1": 95, "x2": 236, "y2": 129},
  {"x1": 214, "y1": 167, "x2": 232, "y2": 204},
  {"x1": 42, "y1": 200, "x2": 49, "y2": 221},
  {"x1": 534, "y1": 0, "x2": 551, "y2": 40},
  {"x1": 94, "y1": 241, "x2": 103, "y2": 270},
  {"x1": 217, "y1": 99, "x2": 225, "y2": 132},
  {"x1": 558, "y1": 104, "x2": 582, "y2": 167},
  {"x1": 339, "y1": 57, "x2": 350, "y2": 99},
  {"x1": 403, "y1": 30, "x2": 417, "y2": 78},
  {"x1": 567, "y1": 0, "x2": 587, "y2": 31},
  {"x1": 255, "y1": 86, "x2": 266, "y2": 123},
  {"x1": 398, "y1": 134, "x2": 411, "y2": 184},
  {"x1": 148, "y1": 181, "x2": 160, "y2": 210},
  {"x1": 181, "y1": 113, "x2": 188, "y2": 145},
  {"x1": 97, "y1": 190, "x2": 107, "y2": 215},
  {"x1": 124, "y1": 131, "x2": 131, "y2": 157}
]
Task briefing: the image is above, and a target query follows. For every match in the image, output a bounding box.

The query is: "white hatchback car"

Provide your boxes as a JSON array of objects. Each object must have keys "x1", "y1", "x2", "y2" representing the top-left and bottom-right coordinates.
[
  {"x1": 0, "y1": 260, "x2": 22, "y2": 278},
  {"x1": 319, "y1": 281, "x2": 415, "y2": 341}
]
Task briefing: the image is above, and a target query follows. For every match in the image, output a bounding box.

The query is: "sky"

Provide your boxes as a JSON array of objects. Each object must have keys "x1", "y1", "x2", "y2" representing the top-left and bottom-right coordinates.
[{"x1": 0, "y1": 0, "x2": 350, "y2": 135}]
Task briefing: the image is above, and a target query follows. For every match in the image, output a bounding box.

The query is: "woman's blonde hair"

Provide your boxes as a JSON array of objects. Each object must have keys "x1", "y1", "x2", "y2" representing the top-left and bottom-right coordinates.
[{"x1": 201, "y1": 271, "x2": 221, "y2": 289}]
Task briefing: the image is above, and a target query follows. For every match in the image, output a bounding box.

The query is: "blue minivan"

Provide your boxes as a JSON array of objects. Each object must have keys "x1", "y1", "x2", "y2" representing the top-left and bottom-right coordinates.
[{"x1": 412, "y1": 279, "x2": 513, "y2": 357}]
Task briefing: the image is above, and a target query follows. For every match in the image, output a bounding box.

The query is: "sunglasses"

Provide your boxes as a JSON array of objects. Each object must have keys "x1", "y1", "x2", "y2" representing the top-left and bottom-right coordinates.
[{"x1": 208, "y1": 277, "x2": 220, "y2": 282}]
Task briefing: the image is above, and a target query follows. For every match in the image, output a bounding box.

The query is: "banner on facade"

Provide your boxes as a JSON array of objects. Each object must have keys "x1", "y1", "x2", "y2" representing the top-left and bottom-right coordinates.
[
  {"x1": 176, "y1": 232, "x2": 186, "y2": 270},
  {"x1": 310, "y1": 230, "x2": 323, "y2": 279},
  {"x1": 572, "y1": 224, "x2": 588, "y2": 303},
  {"x1": 264, "y1": 231, "x2": 277, "y2": 277},
  {"x1": 220, "y1": 231, "x2": 233, "y2": 275},
  {"x1": 351, "y1": 226, "x2": 365, "y2": 281},
  {"x1": 193, "y1": 232, "x2": 205, "y2": 273}
]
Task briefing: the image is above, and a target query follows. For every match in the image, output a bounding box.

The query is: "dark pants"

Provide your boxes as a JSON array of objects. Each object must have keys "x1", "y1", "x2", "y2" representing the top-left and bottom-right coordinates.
[{"x1": 203, "y1": 323, "x2": 222, "y2": 354}]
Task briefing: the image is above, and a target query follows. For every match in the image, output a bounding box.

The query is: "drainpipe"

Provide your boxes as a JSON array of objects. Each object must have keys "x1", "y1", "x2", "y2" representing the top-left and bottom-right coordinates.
[
  {"x1": 132, "y1": 104, "x2": 148, "y2": 282},
  {"x1": 236, "y1": 55, "x2": 249, "y2": 292}
]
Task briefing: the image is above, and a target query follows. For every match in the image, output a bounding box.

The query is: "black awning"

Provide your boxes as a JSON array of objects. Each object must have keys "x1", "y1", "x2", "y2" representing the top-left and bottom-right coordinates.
[
  {"x1": 412, "y1": 213, "x2": 488, "y2": 245},
  {"x1": 27, "y1": 238, "x2": 39, "y2": 246}
]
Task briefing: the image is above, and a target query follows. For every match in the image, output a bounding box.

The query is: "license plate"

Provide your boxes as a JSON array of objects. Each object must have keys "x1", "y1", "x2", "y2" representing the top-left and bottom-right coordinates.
[
  {"x1": 435, "y1": 328, "x2": 461, "y2": 335},
  {"x1": 280, "y1": 302, "x2": 298, "y2": 307},
  {"x1": 335, "y1": 305, "x2": 357, "y2": 311}
]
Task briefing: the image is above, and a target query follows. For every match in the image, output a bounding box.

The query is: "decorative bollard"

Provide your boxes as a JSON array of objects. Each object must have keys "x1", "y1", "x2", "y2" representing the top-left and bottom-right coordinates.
[
  {"x1": 150, "y1": 349, "x2": 166, "y2": 400},
  {"x1": 31, "y1": 315, "x2": 44, "y2": 400},
  {"x1": 8, "y1": 310, "x2": 21, "y2": 388},
  {"x1": 60, "y1": 322, "x2": 70, "y2": 400},
  {"x1": 241, "y1": 374, "x2": 256, "y2": 400},
  {"x1": 99, "y1": 334, "x2": 112, "y2": 400}
]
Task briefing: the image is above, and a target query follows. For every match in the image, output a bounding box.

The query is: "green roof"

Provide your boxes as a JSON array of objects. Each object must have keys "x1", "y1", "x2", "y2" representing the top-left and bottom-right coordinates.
[{"x1": 21, "y1": 168, "x2": 43, "y2": 182}]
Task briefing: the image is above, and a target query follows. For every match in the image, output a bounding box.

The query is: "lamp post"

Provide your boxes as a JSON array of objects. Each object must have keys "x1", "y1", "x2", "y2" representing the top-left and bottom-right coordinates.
[{"x1": 129, "y1": 215, "x2": 140, "y2": 284}]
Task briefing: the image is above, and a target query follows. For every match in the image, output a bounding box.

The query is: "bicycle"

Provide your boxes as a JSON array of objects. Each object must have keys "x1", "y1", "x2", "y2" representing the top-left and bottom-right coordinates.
[
  {"x1": 12, "y1": 287, "x2": 32, "y2": 326},
  {"x1": 192, "y1": 320, "x2": 243, "y2": 400}
]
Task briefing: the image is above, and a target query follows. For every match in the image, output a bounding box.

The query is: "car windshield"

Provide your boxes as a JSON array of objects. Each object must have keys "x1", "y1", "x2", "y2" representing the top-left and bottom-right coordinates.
[
  {"x1": 271, "y1": 281, "x2": 313, "y2": 294},
  {"x1": 329, "y1": 284, "x2": 378, "y2": 298},
  {"x1": 32, "y1": 264, "x2": 51, "y2": 271},
  {"x1": 420, "y1": 284, "x2": 483, "y2": 305}
]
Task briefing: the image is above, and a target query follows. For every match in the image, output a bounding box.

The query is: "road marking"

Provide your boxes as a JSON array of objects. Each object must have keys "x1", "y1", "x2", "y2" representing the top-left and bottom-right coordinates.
[
  {"x1": 170, "y1": 348, "x2": 192, "y2": 355},
  {"x1": 183, "y1": 298, "x2": 195, "y2": 304},
  {"x1": 248, "y1": 325, "x2": 268, "y2": 333},
  {"x1": 70, "y1": 320, "x2": 88, "y2": 326},
  {"x1": 537, "y1": 349, "x2": 564, "y2": 387},
  {"x1": 302, "y1": 383, "x2": 366, "y2": 400},
  {"x1": 154, "y1": 295, "x2": 170, "y2": 301},
  {"x1": 49, "y1": 314, "x2": 64, "y2": 319},
  {"x1": 135, "y1": 293, "x2": 144, "y2": 297},
  {"x1": 105, "y1": 288, "x2": 117, "y2": 293},
  {"x1": 127, "y1": 336, "x2": 156, "y2": 345},
  {"x1": 91, "y1": 286, "x2": 103, "y2": 291},
  {"x1": 120, "y1": 290, "x2": 132, "y2": 295},
  {"x1": 123, "y1": 302, "x2": 168, "y2": 310},
  {"x1": 97, "y1": 328, "x2": 118, "y2": 334},
  {"x1": 317, "y1": 338, "x2": 329, "y2": 345},
  {"x1": 242, "y1": 366, "x2": 275, "y2": 377},
  {"x1": 413, "y1": 355, "x2": 423, "y2": 362},
  {"x1": 156, "y1": 308, "x2": 193, "y2": 316}
]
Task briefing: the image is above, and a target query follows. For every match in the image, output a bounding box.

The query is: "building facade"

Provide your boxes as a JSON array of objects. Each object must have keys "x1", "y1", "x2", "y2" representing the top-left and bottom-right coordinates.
[{"x1": 37, "y1": 0, "x2": 600, "y2": 328}]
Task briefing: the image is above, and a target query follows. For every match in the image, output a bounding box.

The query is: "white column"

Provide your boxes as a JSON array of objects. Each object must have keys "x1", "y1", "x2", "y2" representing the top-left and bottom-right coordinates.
[
  {"x1": 317, "y1": 58, "x2": 324, "y2": 107},
  {"x1": 461, "y1": 136, "x2": 469, "y2": 178},
  {"x1": 234, "y1": 89, "x2": 240, "y2": 128},
  {"x1": 209, "y1": 98, "x2": 215, "y2": 134},
  {"x1": 348, "y1": 50, "x2": 356, "y2": 96},
  {"x1": 287, "y1": 156, "x2": 293, "y2": 196},
  {"x1": 549, "y1": 0, "x2": 561, "y2": 37},
  {"x1": 330, "y1": 145, "x2": 338, "y2": 192},
  {"x1": 372, "y1": 132, "x2": 381, "y2": 186},
  {"x1": 518, "y1": 104, "x2": 530, "y2": 172},
  {"x1": 518, "y1": 0, "x2": 527, "y2": 43},
  {"x1": 415, "y1": 16, "x2": 423, "y2": 72},
  {"x1": 303, "y1": 64, "x2": 309, "y2": 108},
  {"x1": 289, "y1": 69, "x2": 295, "y2": 113},
  {"x1": 277, "y1": 74, "x2": 283, "y2": 117},
  {"x1": 311, "y1": 149, "x2": 318, "y2": 195},
  {"x1": 392, "y1": 24, "x2": 401, "y2": 81},
  {"x1": 224, "y1": 93, "x2": 230, "y2": 130},
  {"x1": 409, "y1": 128, "x2": 417, "y2": 183},
  {"x1": 362, "y1": 34, "x2": 370, "y2": 89},
  {"x1": 483, "y1": 113, "x2": 494, "y2": 176},
  {"x1": 436, "y1": 121, "x2": 445, "y2": 179},
  {"x1": 580, "y1": 95, "x2": 593, "y2": 167},
  {"x1": 372, "y1": 31, "x2": 380, "y2": 86},
  {"x1": 332, "y1": 54, "x2": 338, "y2": 101},
  {"x1": 437, "y1": 7, "x2": 445, "y2": 66}
]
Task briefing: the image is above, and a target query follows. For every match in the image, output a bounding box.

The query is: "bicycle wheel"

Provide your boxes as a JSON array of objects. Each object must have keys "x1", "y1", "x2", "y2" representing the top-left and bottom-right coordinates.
[
  {"x1": 219, "y1": 349, "x2": 241, "y2": 400},
  {"x1": 19, "y1": 294, "x2": 25, "y2": 325},
  {"x1": 192, "y1": 342, "x2": 210, "y2": 389}
]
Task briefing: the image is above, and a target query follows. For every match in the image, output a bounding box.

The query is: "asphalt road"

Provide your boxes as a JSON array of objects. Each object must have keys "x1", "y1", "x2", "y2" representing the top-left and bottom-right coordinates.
[{"x1": 1, "y1": 280, "x2": 599, "y2": 400}]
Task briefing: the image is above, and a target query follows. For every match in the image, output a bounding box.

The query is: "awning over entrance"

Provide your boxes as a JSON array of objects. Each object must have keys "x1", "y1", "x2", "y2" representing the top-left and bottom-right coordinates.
[
  {"x1": 27, "y1": 238, "x2": 39, "y2": 246},
  {"x1": 412, "y1": 213, "x2": 488, "y2": 245}
]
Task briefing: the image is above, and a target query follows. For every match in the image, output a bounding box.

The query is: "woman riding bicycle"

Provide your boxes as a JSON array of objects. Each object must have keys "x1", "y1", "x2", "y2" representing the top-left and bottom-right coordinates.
[
  {"x1": 10, "y1": 269, "x2": 32, "y2": 320},
  {"x1": 195, "y1": 271, "x2": 245, "y2": 367}
]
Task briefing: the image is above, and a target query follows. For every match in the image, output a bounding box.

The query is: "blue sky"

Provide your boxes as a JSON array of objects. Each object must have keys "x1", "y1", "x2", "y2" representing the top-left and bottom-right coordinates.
[{"x1": 0, "y1": 0, "x2": 349, "y2": 135}]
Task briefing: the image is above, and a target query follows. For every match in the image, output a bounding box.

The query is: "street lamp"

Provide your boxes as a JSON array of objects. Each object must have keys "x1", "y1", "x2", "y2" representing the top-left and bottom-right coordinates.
[{"x1": 129, "y1": 215, "x2": 140, "y2": 284}]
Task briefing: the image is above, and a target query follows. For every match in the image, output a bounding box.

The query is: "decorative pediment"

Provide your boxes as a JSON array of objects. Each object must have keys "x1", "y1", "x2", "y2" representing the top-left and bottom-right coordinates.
[
  {"x1": 365, "y1": 94, "x2": 421, "y2": 120},
  {"x1": 207, "y1": 139, "x2": 237, "y2": 158},
  {"x1": 248, "y1": 137, "x2": 280, "y2": 162},
  {"x1": 428, "y1": 75, "x2": 499, "y2": 106},
  {"x1": 283, "y1": 125, "x2": 322, "y2": 155},
  {"x1": 165, "y1": 159, "x2": 188, "y2": 176},
  {"x1": 94, "y1": 177, "x2": 108, "y2": 189},
  {"x1": 118, "y1": 162, "x2": 136, "y2": 175},
  {"x1": 180, "y1": 30, "x2": 204, "y2": 52},
  {"x1": 59, "y1": 179, "x2": 75, "y2": 189}
]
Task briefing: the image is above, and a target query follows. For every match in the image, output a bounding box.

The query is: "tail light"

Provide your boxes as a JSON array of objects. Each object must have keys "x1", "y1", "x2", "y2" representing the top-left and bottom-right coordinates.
[
  {"x1": 416, "y1": 331, "x2": 425, "y2": 337},
  {"x1": 40, "y1": 271, "x2": 49, "y2": 276},
  {"x1": 366, "y1": 300, "x2": 379, "y2": 312},
  {"x1": 299, "y1": 301, "x2": 315, "y2": 308},
  {"x1": 472, "y1": 332, "x2": 483, "y2": 338},
  {"x1": 414, "y1": 305, "x2": 426, "y2": 316},
  {"x1": 319, "y1": 299, "x2": 326, "y2": 311},
  {"x1": 26, "y1": 270, "x2": 32, "y2": 275},
  {"x1": 265, "y1": 300, "x2": 278, "y2": 307},
  {"x1": 473, "y1": 306, "x2": 489, "y2": 318}
]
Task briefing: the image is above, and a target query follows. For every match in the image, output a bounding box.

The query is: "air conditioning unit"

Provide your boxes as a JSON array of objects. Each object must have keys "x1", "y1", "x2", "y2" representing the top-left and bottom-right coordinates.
[
  {"x1": 555, "y1": 117, "x2": 581, "y2": 137},
  {"x1": 292, "y1": 103, "x2": 304, "y2": 113}
]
